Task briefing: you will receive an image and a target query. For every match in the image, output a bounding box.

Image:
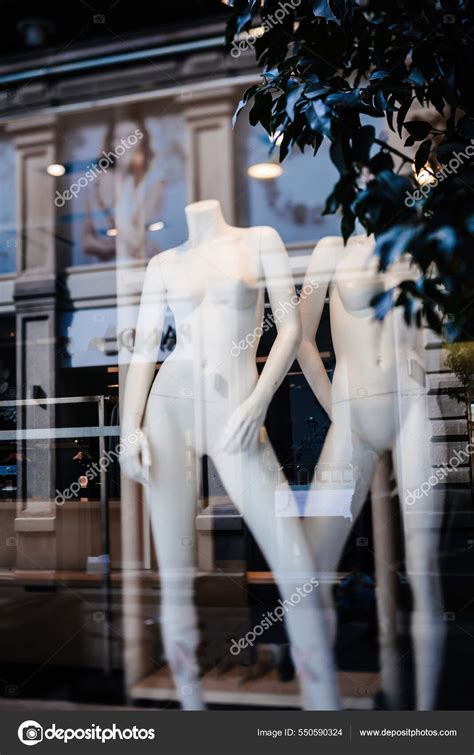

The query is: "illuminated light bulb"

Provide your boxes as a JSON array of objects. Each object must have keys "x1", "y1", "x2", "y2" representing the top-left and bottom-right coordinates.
[
  {"x1": 248, "y1": 162, "x2": 283, "y2": 180},
  {"x1": 47, "y1": 163, "x2": 66, "y2": 177},
  {"x1": 106, "y1": 228, "x2": 118, "y2": 237},
  {"x1": 413, "y1": 162, "x2": 437, "y2": 187},
  {"x1": 147, "y1": 221, "x2": 165, "y2": 232}
]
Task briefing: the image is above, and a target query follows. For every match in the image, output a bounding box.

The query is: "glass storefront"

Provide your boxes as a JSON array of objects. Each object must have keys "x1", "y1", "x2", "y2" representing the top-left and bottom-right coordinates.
[
  {"x1": 0, "y1": 136, "x2": 16, "y2": 274},
  {"x1": 0, "y1": 6, "x2": 472, "y2": 716}
]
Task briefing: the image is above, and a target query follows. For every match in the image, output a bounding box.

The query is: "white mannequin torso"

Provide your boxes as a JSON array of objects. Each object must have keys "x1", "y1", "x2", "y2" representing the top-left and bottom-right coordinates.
[
  {"x1": 153, "y1": 227, "x2": 265, "y2": 406},
  {"x1": 311, "y1": 235, "x2": 426, "y2": 451}
]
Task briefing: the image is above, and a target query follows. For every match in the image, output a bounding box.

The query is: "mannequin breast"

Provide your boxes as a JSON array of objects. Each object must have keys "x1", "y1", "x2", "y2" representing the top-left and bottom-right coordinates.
[
  {"x1": 162, "y1": 232, "x2": 259, "y2": 309},
  {"x1": 334, "y1": 236, "x2": 383, "y2": 315},
  {"x1": 329, "y1": 238, "x2": 429, "y2": 450},
  {"x1": 150, "y1": 233, "x2": 264, "y2": 402},
  {"x1": 330, "y1": 238, "x2": 399, "y2": 405}
]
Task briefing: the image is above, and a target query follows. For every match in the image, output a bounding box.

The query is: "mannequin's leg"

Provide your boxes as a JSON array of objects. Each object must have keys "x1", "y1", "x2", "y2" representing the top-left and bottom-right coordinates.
[
  {"x1": 211, "y1": 439, "x2": 340, "y2": 710},
  {"x1": 371, "y1": 452, "x2": 404, "y2": 709},
  {"x1": 392, "y1": 403, "x2": 445, "y2": 710},
  {"x1": 144, "y1": 395, "x2": 204, "y2": 710},
  {"x1": 304, "y1": 419, "x2": 379, "y2": 646}
]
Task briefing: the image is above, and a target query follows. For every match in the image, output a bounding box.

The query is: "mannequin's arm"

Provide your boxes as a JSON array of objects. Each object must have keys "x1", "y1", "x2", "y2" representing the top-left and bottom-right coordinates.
[
  {"x1": 297, "y1": 237, "x2": 340, "y2": 418},
  {"x1": 121, "y1": 255, "x2": 167, "y2": 437},
  {"x1": 252, "y1": 226, "x2": 302, "y2": 406},
  {"x1": 221, "y1": 226, "x2": 301, "y2": 452}
]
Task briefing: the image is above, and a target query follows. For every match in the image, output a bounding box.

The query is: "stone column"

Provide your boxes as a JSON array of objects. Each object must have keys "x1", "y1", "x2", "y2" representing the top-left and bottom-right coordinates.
[
  {"x1": 6, "y1": 115, "x2": 59, "y2": 570},
  {"x1": 181, "y1": 88, "x2": 236, "y2": 223}
]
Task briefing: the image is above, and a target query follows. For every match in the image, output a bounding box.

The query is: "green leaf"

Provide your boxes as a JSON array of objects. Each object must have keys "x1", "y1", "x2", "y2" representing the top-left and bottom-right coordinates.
[
  {"x1": 312, "y1": 0, "x2": 339, "y2": 24},
  {"x1": 404, "y1": 120, "x2": 432, "y2": 140},
  {"x1": 414, "y1": 139, "x2": 432, "y2": 174},
  {"x1": 341, "y1": 210, "x2": 356, "y2": 242},
  {"x1": 279, "y1": 129, "x2": 293, "y2": 162},
  {"x1": 406, "y1": 68, "x2": 425, "y2": 87},
  {"x1": 396, "y1": 99, "x2": 412, "y2": 137},
  {"x1": 370, "y1": 70, "x2": 390, "y2": 82},
  {"x1": 232, "y1": 85, "x2": 259, "y2": 128},
  {"x1": 285, "y1": 85, "x2": 304, "y2": 121},
  {"x1": 236, "y1": 10, "x2": 252, "y2": 33}
]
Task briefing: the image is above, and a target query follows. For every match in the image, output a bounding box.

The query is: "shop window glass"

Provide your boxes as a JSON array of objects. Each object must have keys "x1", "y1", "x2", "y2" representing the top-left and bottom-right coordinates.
[{"x1": 0, "y1": 136, "x2": 16, "y2": 274}]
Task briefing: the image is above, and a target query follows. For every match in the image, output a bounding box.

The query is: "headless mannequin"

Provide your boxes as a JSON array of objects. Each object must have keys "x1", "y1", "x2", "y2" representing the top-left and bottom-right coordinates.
[
  {"x1": 120, "y1": 200, "x2": 339, "y2": 710},
  {"x1": 298, "y1": 234, "x2": 445, "y2": 710}
]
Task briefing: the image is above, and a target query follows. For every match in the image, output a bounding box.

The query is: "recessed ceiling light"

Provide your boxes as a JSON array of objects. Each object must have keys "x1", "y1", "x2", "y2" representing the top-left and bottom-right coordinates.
[
  {"x1": 248, "y1": 162, "x2": 283, "y2": 180},
  {"x1": 147, "y1": 221, "x2": 165, "y2": 232},
  {"x1": 47, "y1": 163, "x2": 66, "y2": 177}
]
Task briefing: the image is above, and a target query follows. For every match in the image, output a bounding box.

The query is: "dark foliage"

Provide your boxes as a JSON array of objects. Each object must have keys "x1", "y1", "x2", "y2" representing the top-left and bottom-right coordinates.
[{"x1": 225, "y1": 0, "x2": 474, "y2": 339}]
